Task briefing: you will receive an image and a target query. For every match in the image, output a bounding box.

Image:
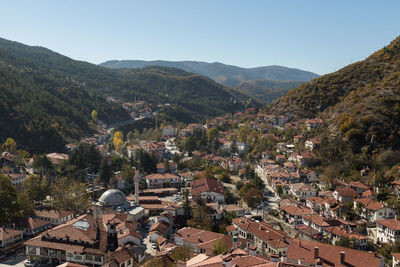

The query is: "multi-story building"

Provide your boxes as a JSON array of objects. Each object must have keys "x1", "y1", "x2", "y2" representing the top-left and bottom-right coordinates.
[
  {"x1": 376, "y1": 219, "x2": 400, "y2": 243},
  {"x1": 190, "y1": 177, "x2": 225, "y2": 204},
  {"x1": 231, "y1": 217, "x2": 290, "y2": 256}
]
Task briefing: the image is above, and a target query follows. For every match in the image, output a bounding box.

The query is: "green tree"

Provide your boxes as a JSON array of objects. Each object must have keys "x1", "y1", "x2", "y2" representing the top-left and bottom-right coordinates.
[
  {"x1": 187, "y1": 205, "x2": 212, "y2": 231},
  {"x1": 169, "y1": 247, "x2": 191, "y2": 262},
  {"x1": 276, "y1": 185, "x2": 283, "y2": 196},
  {"x1": 0, "y1": 175, "x2": 19, "y2": 224},
  {"x1": 220, "y1": 171, "x2": 231, "y2": 183},
  {"x1": 50, "y1": 177, "x2": 90, "y2": 213},
  {"x1": 69, "y1": 143, "x2": 101, "y2": 172},
  {"x1": 22, "y1": 174, "x2": 47, "y2": 203},
  {"x1": 336, "y1": 236, "x2": 351, "y2": 248},
  {"x1": 224, "y1": 190, "x2": 236, "y2": 204},
  {"x1": 212, "y1": 239, "x2": 228, "y2": 255},
  {"x1": 99, "y1": 158, "x2": 112, "y2": 186},
  {"x1": 183, "y1": 190, "x2": 191, "y2": 218},
  {"x1": 33, "y1": 154, "x2": 54, "y2": 176}
]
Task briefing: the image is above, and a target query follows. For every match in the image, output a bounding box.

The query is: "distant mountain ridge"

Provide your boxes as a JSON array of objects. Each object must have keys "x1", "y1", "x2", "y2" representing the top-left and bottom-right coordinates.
[{"x1": 100, "y1": 60, "x2": 319, "y2": 103}]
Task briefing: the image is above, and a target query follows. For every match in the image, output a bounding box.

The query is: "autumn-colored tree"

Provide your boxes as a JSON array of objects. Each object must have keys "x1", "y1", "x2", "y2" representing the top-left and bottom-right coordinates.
[
  {"x1": 2, "y1": 137, "x2": 17, "y2": 153},
  {"x1": 113, "y1": 131, "x2": 124, "y2": 152},
  {"x1": 207, "y1": 128, "x2": 219, "y2": 141},
  {"x1": 238, "y1": 125, "x2": 250, "y2": 143},
  {"x1": 91, "y1": 109, "x2": 98, "y2": 122}
]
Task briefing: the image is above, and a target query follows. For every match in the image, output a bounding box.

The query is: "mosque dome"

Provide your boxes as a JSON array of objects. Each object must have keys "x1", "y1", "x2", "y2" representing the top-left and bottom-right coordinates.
[{"x1": 98, "y1": 189, "x2": 127, "y2": 207}]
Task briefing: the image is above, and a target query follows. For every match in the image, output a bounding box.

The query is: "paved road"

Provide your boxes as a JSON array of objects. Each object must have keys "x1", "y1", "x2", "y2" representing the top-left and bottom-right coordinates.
[{"x1": 0, "y1": 256, "x2": 25, "y2": 267}]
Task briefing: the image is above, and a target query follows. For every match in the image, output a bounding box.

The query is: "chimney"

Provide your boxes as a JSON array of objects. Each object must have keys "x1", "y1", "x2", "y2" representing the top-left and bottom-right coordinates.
[
  {"x1": 282, "y1": 236, "x2": 286, "y2": 243},
  {"x1": 340, "y1": 251, "x2": 345, "y2": 263},
  {"x1": 176, "y1": 260, "x2": 187, "y2": 267},
  {"x1": 198, "y1": 237, "x2": 202, "y2": 243},
  {"x1": 314, "y1": 246, "x2": 319, "y2": 259},
  {"x1": 233, "y1": 236, "x2": 238, "y2": 249}
]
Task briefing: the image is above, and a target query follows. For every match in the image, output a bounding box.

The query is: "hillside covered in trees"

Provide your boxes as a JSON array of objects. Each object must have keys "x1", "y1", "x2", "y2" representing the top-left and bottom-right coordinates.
[
  {"x1": 0, "y1": 37, "x2": 259, "y2": 152},
  {"x1": 272, "y1": 35, "x2": 400, "y2": 152},
  {"x1": 101, "y1": 60, "x2": 318, "y2": 103}
]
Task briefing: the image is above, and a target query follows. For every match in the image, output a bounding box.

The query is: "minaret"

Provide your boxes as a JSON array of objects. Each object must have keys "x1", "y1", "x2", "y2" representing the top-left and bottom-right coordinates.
[{"x1": 134, "y1": 168, "x2": 140, "y2": 205}]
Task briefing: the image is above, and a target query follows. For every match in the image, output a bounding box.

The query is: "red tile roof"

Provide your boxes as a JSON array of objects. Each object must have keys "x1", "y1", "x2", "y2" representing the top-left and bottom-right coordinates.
[
  {"x1": 190, "y1": 177, "x2": 224, "y2": 195},
  {"x1": 0, "y1": 227, "x2": 23, "y2": 241},
  {"x1": 376, "y1": 219, "x2": 400, "y2": 230},
  {"x1": 287, "y1": 239, "x2": 382, "y2": 267}
]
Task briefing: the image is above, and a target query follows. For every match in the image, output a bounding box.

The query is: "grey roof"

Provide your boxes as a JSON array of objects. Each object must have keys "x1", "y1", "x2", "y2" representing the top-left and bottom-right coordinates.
[{"x1": 98, "y1": 189, "x2": 127, "y2": 207}]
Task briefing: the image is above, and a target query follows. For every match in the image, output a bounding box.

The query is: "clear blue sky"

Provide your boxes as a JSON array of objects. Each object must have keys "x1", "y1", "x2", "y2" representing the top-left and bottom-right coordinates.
[{"x1": 1, "y1": 0, "x2": 399, "y2": 75}]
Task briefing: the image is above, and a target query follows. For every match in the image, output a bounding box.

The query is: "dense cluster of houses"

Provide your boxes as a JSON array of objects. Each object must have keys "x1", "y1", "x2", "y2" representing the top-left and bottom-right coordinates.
[{"x1": 3, "y1": 106, "x2": 400, "y2": 267}]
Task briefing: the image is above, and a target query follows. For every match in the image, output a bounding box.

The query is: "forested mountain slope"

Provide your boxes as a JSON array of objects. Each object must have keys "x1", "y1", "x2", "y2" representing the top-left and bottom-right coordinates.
[
  {"x1": 100, "y1": 59, "x2": 319, "y2": 103},
  {"x1": 273, "y1": 36, "x2": 400, "y2": 151},
  {"x1": 0, "y1": 38, "x2": 259, "y2": 152}
]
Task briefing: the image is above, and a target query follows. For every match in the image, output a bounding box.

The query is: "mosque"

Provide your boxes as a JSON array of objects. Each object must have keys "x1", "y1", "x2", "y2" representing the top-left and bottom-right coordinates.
[{"x1": 92, "y1": 170, "x2": 145, "y2": 222}]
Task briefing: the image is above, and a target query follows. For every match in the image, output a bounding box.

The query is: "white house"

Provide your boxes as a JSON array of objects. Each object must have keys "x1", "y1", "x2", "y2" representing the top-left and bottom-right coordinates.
[
  {"x1": 290, "y1": 183, "x2": 318, "y2": 200},
  {"x1": 190, "y1": 177, "x2": 225, "y2": 204},
  {"x1": 376, "y1": 219, "x2": 400, "y2": 243},
  {"x1": 354, "y1": 198, "x2": 395, "y2": 222}
]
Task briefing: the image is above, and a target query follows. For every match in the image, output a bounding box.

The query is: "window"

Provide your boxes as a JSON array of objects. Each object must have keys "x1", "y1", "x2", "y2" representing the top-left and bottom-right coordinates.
[
  {"x1": 86, "y1": 254, "x2": 94, "y2": 261},
  {"x1": 28, "y1": 246, "x2": 36, "y2": 255}
]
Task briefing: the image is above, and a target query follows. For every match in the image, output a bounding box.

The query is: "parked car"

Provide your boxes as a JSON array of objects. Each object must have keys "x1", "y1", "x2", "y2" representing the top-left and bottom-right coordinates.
[{"x1": 24, "y1": 259, "x2": 35, "y2": 267}]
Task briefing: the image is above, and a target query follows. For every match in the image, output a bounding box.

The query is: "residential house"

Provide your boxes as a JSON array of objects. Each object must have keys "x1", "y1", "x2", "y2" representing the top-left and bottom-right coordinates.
[
  {"x1": 228, "y1": 158, "x2": 246, "y2": 171},
  {"x1": 290, "y1": 183, "x2": 317, "y2": 201},
  {"x1": 174, "y1": 227, "x2": 238, "y2": 256},
  {"x1": 149, "y1": 221, "x2": 170, "y2": 243},
  {"x1": 285, "y1": 239, "x2": 384, "y2": 266},
  {"x1": 324, "y1": 226, "x2": 368, "y2": 249},
  {"x1": 279, "y1": 205, "x2": 314, "y2": 226},
  {"x1": 103, "y1": 248, "x2": 138, "y2": 267},
  {"x1": 232, "y1": 217, "x2": 290, "y2": 256},
  {"x1": 145, "y1": 173, "x2": 181, "y2": 189},
  {"x1": 221, "y1": 204, "x2": 245, "y2": 217},
  {"x1": 46, "y1": 153, "x2": 69, "y2": 166},
  {"x1": 393, "y1": 253, "x2": 400, "y2": 267},
  {"x1": 304, "y1": 139, "x2": 321, "y2": 151},
  {"x1": 162, "y1": 126, "x2": 177, "y2": 137},
  {"x1": 34, "y1": 208, "x2": 74, "y2": 225},
  {"x1": 126, "y1": 145, "x2": 140, "y2": 159},
  {"x1": 354, "y1": 198, "x2": 395, "y2": 221},
  {"x1": 24, "y1": 213, "x2": 143, "y2": 266},
  {"x1": 334, "y1": 187, "x2": 358, "y2": 203},
  {"x1": 376, "y1": 219, "x2": 400, "y2": 243},
  {"x1": 7, "y1": 173, "x2": 28, "y2": 186},
  {"x1": 299, "y1": 169, "x2": 318, "y2": 183},
  {"x1": 305, "y1": 118, "x2": 323, "y2": 131},
  {"x1": 350, "y1": 181, "x2": 371, "y2": 195},
  {"x1": 13, "y1": 217, "x2": 52, "y2": 237},
  {"x1": 190, "y1": 177, "x2": 225, "y2": 204},
  {"x1": 0, "y1": 227, "x2": 24, "y2": 258}
]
